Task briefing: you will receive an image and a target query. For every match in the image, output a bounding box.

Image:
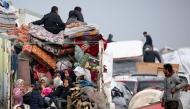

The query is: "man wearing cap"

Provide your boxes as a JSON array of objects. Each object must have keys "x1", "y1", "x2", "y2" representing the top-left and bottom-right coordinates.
[
  {"x1": 161, "y1": 64, "x2": 186, "y2": 109},
  {"x1": 32, "y1": 6, "x2": 65, "y2": 34},
  {"x1": 143, "y1": 45, "x2": 161, "y2": 63}
]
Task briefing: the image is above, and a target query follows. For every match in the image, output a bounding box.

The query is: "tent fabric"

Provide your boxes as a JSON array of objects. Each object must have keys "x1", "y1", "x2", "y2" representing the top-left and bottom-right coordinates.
[{"x1": 162, "y1": 48, "x2": 190, "y2": 73}]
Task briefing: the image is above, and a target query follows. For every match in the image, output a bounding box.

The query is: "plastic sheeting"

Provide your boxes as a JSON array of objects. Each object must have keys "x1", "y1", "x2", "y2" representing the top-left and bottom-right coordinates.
[
  {"x1": 162, "y1": 48, "x2": 190, "y2": 73},
  {"x1": 107, "y1": 40, "x2": 143, "y2": 59},
  {"x1": 128, "y1": 89, "x2": 162, "y2": 109}
]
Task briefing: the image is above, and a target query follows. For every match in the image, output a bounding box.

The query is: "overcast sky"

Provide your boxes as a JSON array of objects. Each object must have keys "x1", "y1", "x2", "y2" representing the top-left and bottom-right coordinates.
[{"x1": 10, "y1": 0, "x2": 190, "y2": 49}]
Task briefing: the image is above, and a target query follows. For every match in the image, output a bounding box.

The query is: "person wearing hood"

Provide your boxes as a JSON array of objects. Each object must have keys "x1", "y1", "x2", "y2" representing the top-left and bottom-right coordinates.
[
  {"x1": 161, "y1": 64, "x2": 186, "y2": 109},
  {"x1": 55, "y1": 77, "x2": 72, "y2": 108},
  {"x1": 13, "y1": 79, "x2": 26, "y2": 105},
  {"x1": 64, "y1": 68, "x2": 76, "y2": 82},
  {"x1": 40, "y1": 77, "x2": 53, "y2": 96},
  {"x1": 44, "y1": 77, "x2": 64, "y2": 107},
  {"x1": 66, "y1": 6, "x2": 87, "y2": 26},
  {"x1": 107, "y1": 34, "x2": 114, "y2": 43},
  {"x1": 143, "y1": 45, "x2": 161, "y2": 63},
  {"x1": 32, "y1": 6, "x2": 65, "y2": 34},
  {"x1": 29, "y1": 84, "x2": 44, "y2": 109}
]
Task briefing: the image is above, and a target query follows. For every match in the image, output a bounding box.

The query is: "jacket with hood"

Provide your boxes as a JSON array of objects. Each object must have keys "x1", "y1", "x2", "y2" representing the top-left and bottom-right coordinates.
[
  {"x1": 60, "y1": 77, "x2": 72, "y2": 99},
  {"x1": 46, "y1": 78, "x2": 63, "y2": 98},
  {"x1": 143, "y1": 50, "x2": 161, "y2": 63},
  {"x1": 162, "y1": 72, "x2": 186, "y2": 102},
  {"x1": 29, "y1": 91, "x2": 44, "y2": 109},
  {"x1": 66, "y1": 10, "x2": 87, "y2": 25},
  {"x1": 69, "y1": 10, "x2": 84, "y2": 22},
  {"x1": 66, "y1": 68, "x2": 76, "y2": 82},
  {"x1": 32, "y1": 12, "x2": 65, "y2": 34}
]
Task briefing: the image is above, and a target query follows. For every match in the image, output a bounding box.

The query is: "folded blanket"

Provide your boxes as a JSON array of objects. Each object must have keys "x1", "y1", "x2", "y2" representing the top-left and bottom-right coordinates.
[
  {"x1": 30, "y1": 37, "x2": 75, "y2": 56},
  {"x1": 0, "y1": 13, "x2": 18, "y2": 19},
  {"x1": 79, "y1": 34, "x2": 103, "y2": 41},
  {"x1": 68, "y1": 30, "x2": 99, "y2": 38},
  {"x1": 23, "y1": 44, "x2": 56, "y2": 69},
  {"x1": 0, "y1": 6, "x2": 18, "y2": 14},
  {"x1": 7, "y1": 25, "x2": 30, "y2": 42},
  {"x1": 28, "y1": 23, "x2": 64, "y2": 45},
  {"x1": 0, "y1": 17, "x2": 16, "y2": 24},
  {"x1": 0, "y1": 23, "x2": 15, "y2": 28},
  {"x1": 64, "y1": 24, "x2": 99, "y2": 36}
]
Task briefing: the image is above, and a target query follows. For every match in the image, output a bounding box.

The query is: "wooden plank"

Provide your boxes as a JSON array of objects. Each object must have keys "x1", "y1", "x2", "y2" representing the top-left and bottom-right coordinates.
[{"x1": 136, "y1": 62, "x2": 179, "y2": 77}]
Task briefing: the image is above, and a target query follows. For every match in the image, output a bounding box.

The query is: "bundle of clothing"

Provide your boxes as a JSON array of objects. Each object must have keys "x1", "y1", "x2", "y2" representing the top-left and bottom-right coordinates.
[{"x1": 0, "y1": 0, "x2": 18, "y2": 32}]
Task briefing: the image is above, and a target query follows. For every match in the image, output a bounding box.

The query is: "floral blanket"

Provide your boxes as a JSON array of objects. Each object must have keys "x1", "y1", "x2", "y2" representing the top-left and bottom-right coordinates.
[
  {"x1": 28, "y1": 23, "x2": 64, "y2": 45},
  {"x1": 30, "y1": 37, "x2": 75, "y2": 56}
]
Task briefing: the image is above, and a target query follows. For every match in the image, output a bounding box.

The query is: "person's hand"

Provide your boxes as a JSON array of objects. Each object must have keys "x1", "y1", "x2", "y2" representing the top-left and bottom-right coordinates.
[
  {"x1": 23, "y1": 87, "x2": 28, "y2": 93},
  {"x1": 161, "y1": 101, "x2": 165, "y2": 107},
  {"x1": 41, "y1": 93, "x2": 45, "y2": 98},
  {"x1": 41, "y1": 85, "x2": 45, "y2": 89},
  {"x1": 171, "y1": 87, "x2": 176, "y2": 93}
]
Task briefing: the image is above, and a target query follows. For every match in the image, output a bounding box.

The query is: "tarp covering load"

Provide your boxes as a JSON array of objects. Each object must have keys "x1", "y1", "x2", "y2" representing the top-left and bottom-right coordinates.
[
  {"x1": 128, "y1": 89, "x2": 162, "y2": 109},
  {"x1": 162, "y1": 48, "x2": 190, "y2": 74},
  {"x1": 0, "y1": 1, "x2": 18, "y2": 32}
]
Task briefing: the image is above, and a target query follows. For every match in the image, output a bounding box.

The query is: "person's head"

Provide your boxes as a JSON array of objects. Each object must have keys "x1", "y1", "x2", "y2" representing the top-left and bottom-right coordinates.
[
  {"x1": 143, "y1": 31, "x2": 148, "y2": 37},
  {"x1": 74, "y1": 6, "x2": 82, "y2": 12},
  {"x1": 53, "y1": 77, "x2": 63, "y2": 87},
  {"x1": 15, "y1": 79, "x2": 24, "y2": 89},
  {"x1": 163, "y1": 64, "x2": 173, "y2": 76},
  {"x1": 51, "y1": 6, "x2": 58, "y2": 14},
  {"x1": 33, "y1": 84, "x2": 43, "y2": 92},
  {"x1": 40, "y1": 77, "x2": 49, "y2": 87},
  {"x1": 63, "y1": 77, "x2": 72, "y2": 88},
  {"x1": 145, "y1": 45, "x2": 152, "y2": 52},
  {"x1": 65, "y1": 68, "x2": 75, "y2": 77},
  {"x1": 56, "y1": 71, "x2": 65, "y2": 80},
  {"x1": 108, "y1": 34, "x2": 113, "y2": 39}
]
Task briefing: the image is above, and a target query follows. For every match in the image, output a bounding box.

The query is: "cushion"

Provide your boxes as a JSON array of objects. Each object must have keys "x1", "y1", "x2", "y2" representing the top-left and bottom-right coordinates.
[{"x1": 64, "y1": 24, "x2": 99, "y2": 36}]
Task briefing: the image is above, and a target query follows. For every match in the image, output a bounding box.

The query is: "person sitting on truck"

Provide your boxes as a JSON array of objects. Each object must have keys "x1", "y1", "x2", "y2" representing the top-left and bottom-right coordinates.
[
  {"x1": 55, "y1": 77, "x2": 72, "y2": 108},
  {"x1": 143, "y1": 45, "x2": 161, "y2": 63},
  {"x1": 64, "y1": 68, "x2": 76, "y2": 82},
  {"x1": 44, "y1": 78, "x2": 63, "y2": 107},
  {"x1": 29, "y1": 84, "x2": 44, "y2": 109},
  {"x1": 66, "y1": 6, "x2": 87, "y2": 26},
  {"x1": 32, "y1": 6, "x2": 66, "y2": 34},
  {"x1": 13, "y1": 79, "x2": 27, "y2": 105},
  {"x1": 107, "y1": 34, "x2": 114, "y2": 43}
]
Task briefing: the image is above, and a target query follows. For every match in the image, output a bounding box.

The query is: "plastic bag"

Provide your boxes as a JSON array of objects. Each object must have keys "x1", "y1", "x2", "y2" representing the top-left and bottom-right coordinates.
[
  {"x1": 74, "y1": 67, "x2": 92, "y2": 82},
  {"x1": 56, "y1": 60, "x2": 72, "y2": 70}
]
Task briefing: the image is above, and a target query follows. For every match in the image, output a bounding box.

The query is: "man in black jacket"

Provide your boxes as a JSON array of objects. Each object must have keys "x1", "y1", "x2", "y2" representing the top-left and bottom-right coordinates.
[
  {"x1": 143, "y1": 45, "x2": 161, "y2": 63},
  {"x1": 107, "y1": 34, "x2": 114, "y2": 43},
  {"x1": 32, "y1": 6, "x2": 66, "y2": 34},
  {"x1": 143, "y1": 31, "x2": 152, "y2": 48}
]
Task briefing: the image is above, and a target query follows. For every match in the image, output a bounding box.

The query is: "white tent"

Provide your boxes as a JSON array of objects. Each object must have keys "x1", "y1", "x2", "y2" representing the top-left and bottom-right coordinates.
[{"x1": 162, "y1": 48, "x2": 190, "y2": 74}]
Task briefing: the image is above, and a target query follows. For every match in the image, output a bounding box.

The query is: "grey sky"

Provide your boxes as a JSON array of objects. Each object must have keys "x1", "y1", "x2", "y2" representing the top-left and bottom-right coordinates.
[{"x1": 11, "y1": 0, "x2": 190, "y2": 49}]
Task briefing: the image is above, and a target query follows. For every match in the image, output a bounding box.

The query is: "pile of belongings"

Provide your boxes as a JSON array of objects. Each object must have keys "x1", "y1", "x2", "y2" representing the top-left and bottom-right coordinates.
[
  {"x1": 0, "y1": 0, "x2": 18, "y2": 32},
  {"x1": 8, "y1": 20, "x2": 108, "y2": 108},
  {"x1": 67, "y1": 76, "x2": 106, "y2": 109}
]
